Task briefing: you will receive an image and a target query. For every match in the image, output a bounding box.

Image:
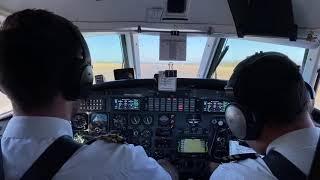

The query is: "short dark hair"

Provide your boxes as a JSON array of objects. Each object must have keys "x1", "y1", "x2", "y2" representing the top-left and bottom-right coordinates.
[
  {"x1": 0, "y1": 9, "x2": 82, "y2": 110},
  {"x1": 227, "y1": 52, "x2": 310, "y2": 124}
]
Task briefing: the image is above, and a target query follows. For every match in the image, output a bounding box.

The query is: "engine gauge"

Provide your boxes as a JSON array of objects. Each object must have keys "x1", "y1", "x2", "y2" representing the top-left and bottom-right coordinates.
[
  {"x1": 72, "y1": 113, "x2": 88, "y2": 130},
  {"x1": 143, "y1": 116, "x2": 153, "y2": 125},
  {"x1": 130, "y1": 115, "x2": 141, "y2": 125},
  {"x1": 112, "y1": 115, "x2": 127, "y2": 128}
]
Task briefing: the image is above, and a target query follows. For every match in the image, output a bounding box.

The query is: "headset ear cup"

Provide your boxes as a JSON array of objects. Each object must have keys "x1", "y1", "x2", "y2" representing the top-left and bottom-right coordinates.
[
  {"x1": 77, "y1": 31, "x2": 93, "y2": 98},
  {"x1": 81, "y1": 65, "x2": 93, "y2": 86},
  {"x1": 225, "y1": 104, "x2": 247, "y2": 139},
  {"x1": 60, "y1": 25, "x2": 93, "y2": 101},
  {"x1": 225, "y1": 103, "x2": 263, "y2": 140},
  {"x1": 79, "y1": 65, "x2": 93, "y2": 97}
]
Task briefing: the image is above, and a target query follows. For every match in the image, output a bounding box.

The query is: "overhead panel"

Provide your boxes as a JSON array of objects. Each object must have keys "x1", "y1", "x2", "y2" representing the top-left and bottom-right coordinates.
[
  {"x1": 162, "y1": 0, "x2": 190, "y2": 21},
  {"x1": 0, "y1": 0, "x2": 235, "y2": 34},
  {"x1": 227, "y1": 0, "x2": 297, "y2": 41},
  {"x1": 146, "y1": 8, "x2": 164, "y2": 23},
  {"x1": 292, "y1": 0, "x2": 320, "y2": 30},
  {"x1": 0, "y1": 0, "x2": 319, "y2": 40}
]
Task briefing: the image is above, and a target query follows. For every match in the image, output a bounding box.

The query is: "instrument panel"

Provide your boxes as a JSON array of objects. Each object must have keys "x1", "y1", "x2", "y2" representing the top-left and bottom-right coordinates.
[{"x1": 72, "y1": 79, "x2": 234, "y2": 180}]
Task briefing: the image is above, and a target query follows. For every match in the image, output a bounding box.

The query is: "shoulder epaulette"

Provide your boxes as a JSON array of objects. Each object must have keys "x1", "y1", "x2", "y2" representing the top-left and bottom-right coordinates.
[
  {"x1": 221, "y1": 153, "x2": 260, "y2": 163},
  {"x1": 86, "y1": 134, "x2": 127, "y2": 145}
]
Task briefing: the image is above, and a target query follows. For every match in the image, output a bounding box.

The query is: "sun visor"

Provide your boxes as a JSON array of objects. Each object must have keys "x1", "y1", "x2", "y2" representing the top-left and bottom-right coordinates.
[{"x1": 227, "y1": 0, "x2": 297, "y2": 41}]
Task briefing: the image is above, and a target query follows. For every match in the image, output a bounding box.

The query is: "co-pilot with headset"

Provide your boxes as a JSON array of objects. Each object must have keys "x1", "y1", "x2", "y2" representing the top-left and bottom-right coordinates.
[{"x1": 210, "y1": 52, "x2": 320, "y2": 180}]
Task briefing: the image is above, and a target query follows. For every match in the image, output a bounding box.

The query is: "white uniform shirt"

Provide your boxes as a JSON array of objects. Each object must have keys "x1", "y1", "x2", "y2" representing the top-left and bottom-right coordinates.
[
  {"x1": 1, "y1": 116, "x2": 171, "y2": 180},
  {"x1": 210, "y1": 127, "x2": 320, "y2": 180}
]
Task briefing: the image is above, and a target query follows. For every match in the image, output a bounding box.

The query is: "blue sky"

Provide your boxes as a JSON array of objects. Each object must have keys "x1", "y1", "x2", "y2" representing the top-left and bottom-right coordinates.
[
  {"x1": 84, "y1": 34, "x2": 306, "y2": 65},
  {"x1": 223, "y1": 39, "x2": 305, "y2": 64},
  {"x1": 85, "y1": 35, "x2": 123, "y2": 62}
]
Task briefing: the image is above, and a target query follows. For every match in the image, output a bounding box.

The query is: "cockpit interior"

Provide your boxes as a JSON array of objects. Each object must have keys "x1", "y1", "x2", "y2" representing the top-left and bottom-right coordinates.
[{"x1": 0, "y1": 0, "x2": 320, "y2": 179}]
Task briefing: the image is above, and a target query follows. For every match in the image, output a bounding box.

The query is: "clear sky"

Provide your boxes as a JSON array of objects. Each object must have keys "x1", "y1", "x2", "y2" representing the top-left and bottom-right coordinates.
[
  {"x1": 84, "y1": 34, "x2": 306, "y2": 65},
  {"x1": 223, "y1": 39, "x2": 305, "y2": 64},
  {"x1": 85, "y1": 35, "x2": 123, "y2": 62}
]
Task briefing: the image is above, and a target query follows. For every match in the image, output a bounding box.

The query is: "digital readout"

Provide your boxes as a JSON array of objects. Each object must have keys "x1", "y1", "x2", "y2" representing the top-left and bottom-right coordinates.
[
  {"x1": 178, "y1": 139, "x2": 208, "y2": 153},
  {"x1": 203, "y1": 100, "x2": 229, "y2": 113},
  {"x1": 113, "y1": 98, "x2": 140, "y2": 111}
]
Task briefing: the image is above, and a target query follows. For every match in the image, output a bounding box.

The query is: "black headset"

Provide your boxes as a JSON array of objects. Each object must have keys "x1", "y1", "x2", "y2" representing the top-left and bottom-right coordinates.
[
  {"x1": 60, "y1": 24, "x2": 93, "y2": 100},
  {"x1": 224, "y1": 52, "x2": 314, "y2": 140}
]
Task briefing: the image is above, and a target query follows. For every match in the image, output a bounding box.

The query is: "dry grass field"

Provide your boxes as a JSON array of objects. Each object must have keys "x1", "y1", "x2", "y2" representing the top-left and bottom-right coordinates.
[
  {"x1": 215, "y1": 64, "x2": 236, "y2": 80},
  {"x1": 0, "y1": 62, "x2": 320, "y2": 113},
  {"x1": 92, "y1": 62, "x2": 202, "y2": 79},
  {"x1": 140, "y1": 63, "x2": 200, "y2": 78},
  {"x1": 92, "y1": 62, "x2": 122, "y2": 81}
]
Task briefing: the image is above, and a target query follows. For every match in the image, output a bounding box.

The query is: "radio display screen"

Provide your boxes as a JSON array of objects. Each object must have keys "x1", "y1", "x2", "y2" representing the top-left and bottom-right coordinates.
[
  {"x1": 203, "y1": 100, "x2": 229, "y2": 113},
  {"x1": 178, "y1": 139, "x2": 207, "y2": 153},
  {"x1": 113, "y1": 98, "x2": 140, "y2": 111}
]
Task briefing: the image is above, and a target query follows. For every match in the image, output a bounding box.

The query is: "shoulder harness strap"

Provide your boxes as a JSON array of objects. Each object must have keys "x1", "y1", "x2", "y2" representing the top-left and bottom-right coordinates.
[
  {"x1": 263, "y1": 150, "x2": 306, "y2": 180},
  {"x1": 21, "y1": 135, "x2": 83, "y2": 180},
  {"x1": 0, "y1": 134, "x2": 126, "y2": 180},
  {"x1": 308, "y1": 134, "x2": 320, "y2": 180}
]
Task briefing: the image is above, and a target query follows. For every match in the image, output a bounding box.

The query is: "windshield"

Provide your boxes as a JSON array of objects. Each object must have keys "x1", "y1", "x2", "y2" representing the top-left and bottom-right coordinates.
[
  {"x1": 0, "y1": 37, "x2": 309, "y2": 115},
  {"x1": 84, "y1": 33, "x2": 124, "y2": 82},
  {"x1": 139, "y1": 34, "x2": 207, "y2": 78},
  {"x1": 213, "y1": 39, "x2": 306, "y2": 80}
]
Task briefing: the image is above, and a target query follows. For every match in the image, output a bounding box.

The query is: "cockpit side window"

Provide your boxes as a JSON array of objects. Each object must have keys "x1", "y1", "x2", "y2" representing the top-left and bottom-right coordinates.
[
  {"x1": 213, "y1": 39, "x2": 306, "y2": 80},
  {"x1": 83, "y1": 33, "x2": 124, "y2": 82}
]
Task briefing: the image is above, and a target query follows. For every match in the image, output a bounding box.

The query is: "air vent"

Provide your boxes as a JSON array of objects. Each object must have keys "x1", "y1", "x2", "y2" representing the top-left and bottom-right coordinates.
[
  {"x1": 167, "y1": 0, "x2": 187, "y2": 13},
  {"x1": 162, "y1": 0, "x2": 190, "y2": 21}
]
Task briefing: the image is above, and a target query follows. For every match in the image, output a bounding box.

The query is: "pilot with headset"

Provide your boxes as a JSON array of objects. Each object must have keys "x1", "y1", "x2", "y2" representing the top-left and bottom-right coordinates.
[
  {"x1": 0, "y1": 9, "x2": 177, "y2": 180},
  {"x1": 210, "y1": 52, "x2": 320, "y2": 179}
]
